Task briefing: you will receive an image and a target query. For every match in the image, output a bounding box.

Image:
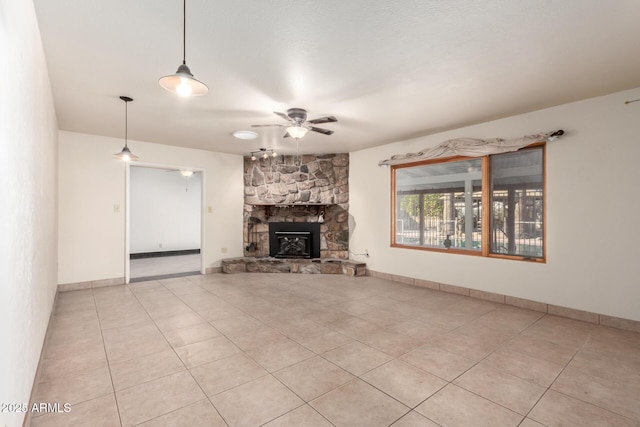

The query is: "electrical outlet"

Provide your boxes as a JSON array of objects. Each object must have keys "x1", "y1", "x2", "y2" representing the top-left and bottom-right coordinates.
[
  {"x1": 221, "y1": 247, "x2": 227, "y2": 254},
  {"x1": 208, "y1": 206, "x2": 213, "y2": 213},
  {"x1": 159, "y1": 243, "x2": 163, "y2": 249},
  {"x1": 113, "y1": 204, "x2": 120, "y2": 213}
]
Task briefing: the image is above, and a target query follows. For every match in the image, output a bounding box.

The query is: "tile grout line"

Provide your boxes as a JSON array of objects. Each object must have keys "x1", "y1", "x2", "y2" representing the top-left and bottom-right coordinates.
[
  {"x1": 191, "y1": 276, "x2": 505, "y2": 424},
  {"x1": 141, "y1": 274, "x2": 356, "y2": 425},
  {"x1": 166, "y1": 277, "x2": 390, "y2": 426},
  {"x1": 170, "y1": 278, "x2": 335, "y2": 426},
  {"x1": 126, "y1": 398, "x2": 218, "y2": 427},
  {"x1": 396, "y1": 310, "x2": 556, "y2": 424},
  {"x1": 523, "y1": 330, "x2": 640, "y2": 425},
  {"x1": 169, "y1": 277, "x2": 308, "y2": 419},
  {"x1": 518, "y1": 336, "x2": 589, "y2": 425},
  {"x1": 91, "y1": 287, "x2": 124, "y2": 427},
  {"x1": 438, "y1": 311, "x2": 610, "y2": 424},
  {"x1": 125, "y1": 279, "x2": 232, "y2": 426},
  {"x1": 447, "y1": 313, "x2": 546, "y2": 416}
]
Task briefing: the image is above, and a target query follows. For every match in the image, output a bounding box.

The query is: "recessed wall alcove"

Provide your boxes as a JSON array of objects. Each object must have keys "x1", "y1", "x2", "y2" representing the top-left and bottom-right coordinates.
[{"x1": 243, "y1": 153, "x2": 349, "y2": 259}]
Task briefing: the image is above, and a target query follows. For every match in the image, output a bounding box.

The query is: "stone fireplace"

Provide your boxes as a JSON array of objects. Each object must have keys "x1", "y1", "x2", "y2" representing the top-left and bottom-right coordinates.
[{"x1": 243, "y1": 153, "x2": 349, "y2": 259}]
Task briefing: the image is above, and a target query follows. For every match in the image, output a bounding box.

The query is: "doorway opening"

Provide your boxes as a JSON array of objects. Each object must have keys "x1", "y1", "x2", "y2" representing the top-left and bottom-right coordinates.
[{"x1": 128, "y1": 165, "x2": 203, "y2": 282}]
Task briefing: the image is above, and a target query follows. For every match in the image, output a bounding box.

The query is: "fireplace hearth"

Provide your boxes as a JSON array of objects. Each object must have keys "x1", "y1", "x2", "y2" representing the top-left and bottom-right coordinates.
[{"x1": 269, "y1": 222, "x2": 320, "y2": 259}]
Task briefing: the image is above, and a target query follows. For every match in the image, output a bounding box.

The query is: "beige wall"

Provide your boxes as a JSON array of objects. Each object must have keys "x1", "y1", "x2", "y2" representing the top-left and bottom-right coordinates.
[
  {"x1": 0, "y1": 0, "x2": 60, "y2": 425},
  {"x1": 58, "y1": 131, "x2": 244, "y2": 285},
  {"x1": 350, "y1": 87, "x2": 640, "y2": 322}
]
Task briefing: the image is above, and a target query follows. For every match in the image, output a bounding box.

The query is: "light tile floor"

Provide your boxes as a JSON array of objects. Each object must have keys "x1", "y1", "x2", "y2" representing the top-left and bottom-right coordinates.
[
  {"x1": 31, "y1": 273, "x2": 640, "y2": 426},
  {"x1": 129, "y1": 254, "x2": 201, "y2": 279}
]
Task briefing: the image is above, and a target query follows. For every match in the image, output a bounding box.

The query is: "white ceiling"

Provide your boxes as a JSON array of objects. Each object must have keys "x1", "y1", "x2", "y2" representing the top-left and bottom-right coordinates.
[{"x1": 34, "y1": 0, "x2": 640, "y2": 156}]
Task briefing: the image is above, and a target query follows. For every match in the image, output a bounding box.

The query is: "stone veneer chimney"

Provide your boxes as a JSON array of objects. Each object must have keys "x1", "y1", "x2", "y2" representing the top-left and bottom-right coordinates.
[{"x1": 243, "y1": 153, "x2": 349, "y2": 259}]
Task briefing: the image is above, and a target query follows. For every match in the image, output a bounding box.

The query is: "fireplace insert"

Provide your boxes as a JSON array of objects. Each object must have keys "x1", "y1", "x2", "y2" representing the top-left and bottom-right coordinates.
[{"x1": 269, "y1": 222, "x2": 321, "y2": 259}]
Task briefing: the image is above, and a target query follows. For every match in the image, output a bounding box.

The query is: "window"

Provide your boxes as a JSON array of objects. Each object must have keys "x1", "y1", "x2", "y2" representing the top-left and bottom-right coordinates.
[
  {"x1": 395, "y1": 158, "x2": 483, "y2": 251},
  {"x1": 392, "y1": 145, "x2": 544, "y2": 261},
  {"x1": 490, "y1": 148, "x2": 544, "y2": 258}
]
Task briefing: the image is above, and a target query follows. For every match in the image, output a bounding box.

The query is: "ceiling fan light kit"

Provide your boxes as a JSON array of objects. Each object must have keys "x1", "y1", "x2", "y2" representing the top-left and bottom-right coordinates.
[
  {"x1": 287, "y1": 125, "x2": 309, "y2": 139},
  {"x1": 159, "y1": 0, "x2": 208, "y2": 97},
  {"x1": 114, "y1": 96, "x2": 139, "y2": 162}
]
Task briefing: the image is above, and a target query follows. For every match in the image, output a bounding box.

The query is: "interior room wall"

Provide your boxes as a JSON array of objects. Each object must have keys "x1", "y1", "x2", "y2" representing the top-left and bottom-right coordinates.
[
  {"x1": 58, "y1": 130, "x2": 244, "y2": 285},
  {"x1": 350, "y1": 87, "x2": 640, "y2": 322},
  {"x1": 130, "y1": 167, "x2": 202, "y2": 253},
  {"x1": 0, "y1": 0, "x2": 59, "y2": 425}
]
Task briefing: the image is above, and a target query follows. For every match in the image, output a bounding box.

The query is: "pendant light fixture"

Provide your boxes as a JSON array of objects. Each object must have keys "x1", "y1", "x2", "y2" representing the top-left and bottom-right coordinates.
[
  {"x1": 114, "y1": 96, "x2": 139, "y2": 162},
  {"x1": 159, "y1": 0, "x2": 208, "y2": 97},
  {"x1": 249, "y1": 148, "x2": 277, "y2": 161}
]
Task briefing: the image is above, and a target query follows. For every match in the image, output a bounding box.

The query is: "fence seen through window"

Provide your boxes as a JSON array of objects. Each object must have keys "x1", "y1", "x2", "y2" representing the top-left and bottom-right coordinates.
[{"x1": 393, "y1": 146, "x2": 544, "y2": 260}]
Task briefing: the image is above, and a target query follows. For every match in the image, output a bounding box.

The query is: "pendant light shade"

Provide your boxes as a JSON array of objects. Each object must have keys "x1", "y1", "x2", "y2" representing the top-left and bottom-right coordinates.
[
  {"x1": 114, "y1": 96, "x2": 139, "y2": 162},
  {"x1": 159, "y1": 0, "x2": 208, "y2": 97},
  {"x1": 114, "y1": 145, "x2": 139, "y2": 162},
  {"x1": 159, "y1": 63, "x2": 208, "y2": 97}
]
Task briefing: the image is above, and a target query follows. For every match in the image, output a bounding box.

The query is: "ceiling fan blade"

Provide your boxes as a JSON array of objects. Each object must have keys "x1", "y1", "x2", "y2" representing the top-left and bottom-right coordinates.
[
  {"x1": 283, "y1": 132, "x2": 291, "y2": 138},
  {"x1": 274, "y1": 111, "x2": 291, "y2": 121},
  {"x1": 307, "y1": 116, "x2": 337, "y2": 125},
  {"x1": 310, "y1": 126, "x2": 334, "y2": 135},
  {"x1": 251, "y1": 123, "x2": 286, "y2": 127}
]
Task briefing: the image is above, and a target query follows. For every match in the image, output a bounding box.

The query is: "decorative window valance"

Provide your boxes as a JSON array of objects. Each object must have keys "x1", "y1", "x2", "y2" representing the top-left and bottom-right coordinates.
[{"x1": 378, "y1": 130, "x2": 564, "y2": 166}]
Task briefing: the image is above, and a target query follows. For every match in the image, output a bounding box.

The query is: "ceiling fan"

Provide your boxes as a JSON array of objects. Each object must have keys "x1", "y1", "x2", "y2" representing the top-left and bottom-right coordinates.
[{"x1": 251, "y1": 108, "x2": 337, "y2": 139}]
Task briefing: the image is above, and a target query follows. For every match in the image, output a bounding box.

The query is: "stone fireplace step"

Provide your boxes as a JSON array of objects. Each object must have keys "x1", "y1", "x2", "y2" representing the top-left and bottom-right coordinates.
[{"x1": 221, "y1": 257, "x2": 366, "y2": 276}]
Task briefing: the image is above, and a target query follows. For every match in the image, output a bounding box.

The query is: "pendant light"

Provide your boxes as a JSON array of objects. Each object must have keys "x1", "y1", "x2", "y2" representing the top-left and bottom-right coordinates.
[
  {"x1": 249, "y1": 148, "x2": 277, "y2": 161},
  {"x1": 114, "y1": 96, "x2": 139, "y2": 162},
  {"x1": 159, "y1": 0, "x2": 208, "y2": 97}
]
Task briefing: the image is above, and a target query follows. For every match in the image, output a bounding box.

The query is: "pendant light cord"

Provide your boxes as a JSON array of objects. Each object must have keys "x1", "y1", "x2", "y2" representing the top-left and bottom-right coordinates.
[
  {"x1": 124, "y1": 100, "x2": 128, "y2": 147},
  {"x1": 182, "y1": 0, "x2": 186, "y2": 65}
]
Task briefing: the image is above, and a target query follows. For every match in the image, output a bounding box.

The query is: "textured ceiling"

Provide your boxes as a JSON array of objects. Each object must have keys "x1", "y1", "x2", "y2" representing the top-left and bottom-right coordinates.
[{"x1": 34, "y1": 0, "x2": 640, "y2": 155}]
